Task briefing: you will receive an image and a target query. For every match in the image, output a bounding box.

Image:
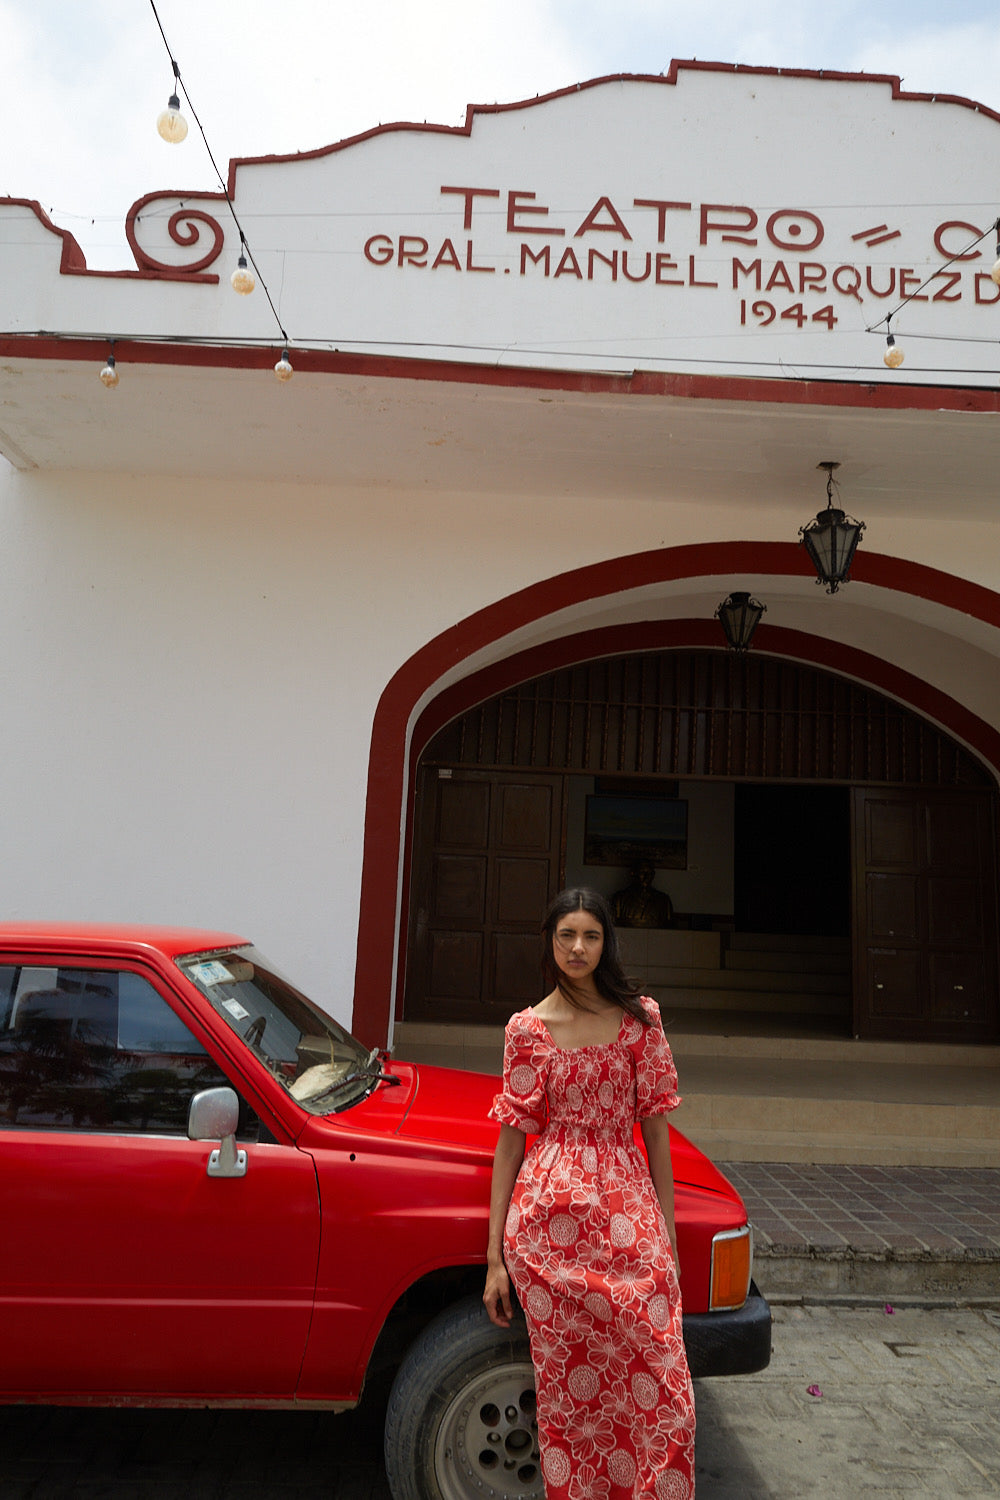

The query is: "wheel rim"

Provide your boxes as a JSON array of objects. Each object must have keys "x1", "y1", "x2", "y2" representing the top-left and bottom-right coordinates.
[{"x1": 432, "y1": 1358, "x2": 542, "y2": 1500}]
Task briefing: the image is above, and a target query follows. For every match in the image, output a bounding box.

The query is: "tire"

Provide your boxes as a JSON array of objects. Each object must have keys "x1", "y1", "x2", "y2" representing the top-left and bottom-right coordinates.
[{"x1": 383, "y1": 1294, "x2": 542, "y2": 1500}]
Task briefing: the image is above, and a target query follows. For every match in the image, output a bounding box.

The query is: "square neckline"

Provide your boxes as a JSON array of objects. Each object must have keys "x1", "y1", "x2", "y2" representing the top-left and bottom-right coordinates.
[{"x1": 528, "y1": 1006, "x2": 628, "y2": 1052}]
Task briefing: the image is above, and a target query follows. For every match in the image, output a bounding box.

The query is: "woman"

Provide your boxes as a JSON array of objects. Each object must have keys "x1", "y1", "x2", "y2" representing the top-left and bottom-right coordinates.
[{"x1": 485, "y1": 887, "x2": 695, "y2": 1499}]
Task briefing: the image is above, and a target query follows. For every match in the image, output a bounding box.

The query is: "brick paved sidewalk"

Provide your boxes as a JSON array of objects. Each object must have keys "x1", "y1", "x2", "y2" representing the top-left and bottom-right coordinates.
[
  {"x1": 720, "y1": 1162, "x2": 1000, "y2": 1255},
  {"x1": 720, "y1": 1162, "x2": 1000, "y2": 1303}
]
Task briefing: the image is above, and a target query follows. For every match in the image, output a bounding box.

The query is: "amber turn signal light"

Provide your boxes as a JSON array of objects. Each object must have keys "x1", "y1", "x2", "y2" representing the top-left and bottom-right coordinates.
[{"x1": 709, "y1": 1225, "x2": 753, "y2": 1311}]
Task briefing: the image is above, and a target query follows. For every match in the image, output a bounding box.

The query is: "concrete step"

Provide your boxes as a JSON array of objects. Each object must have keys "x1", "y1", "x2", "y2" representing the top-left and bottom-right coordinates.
[
  {"x1": 650, "y1": 965, "x2": 849, "y2": 994},
  {"x1": 685, "y1": 1124, "x2": 999, "y2": 1168},
  {"x1": 728, "y1": 933, "x2": 851, "y2": 953},
  {"x1": 393, "y1": 1020, "x2": 1000, "y2": 1070},
  {"x1": 390, "y1": 1021, "x2": 1000, "y2": 1167},
  {"x1": 754, "y1": 1246, "x2": 1000, "y2": 1303},
  {"x1": 724, "y1": 948, "x2": 852, "y2": 974},
  {"x1": 667, "y1": 1025, "x2": 1000, "y2": 1067},
  {"x1": 660, "y1": 988, "x2": 847, "y2": 1016},
  {"x1": 676, "y1": 1055, "x2": 1000, "y2": 1168}
]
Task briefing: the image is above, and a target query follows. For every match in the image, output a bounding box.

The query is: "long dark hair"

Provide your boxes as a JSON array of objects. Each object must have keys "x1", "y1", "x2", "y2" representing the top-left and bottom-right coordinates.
[{"x1": 541, "y1": 887, "x2": 652, "y2": 1025}]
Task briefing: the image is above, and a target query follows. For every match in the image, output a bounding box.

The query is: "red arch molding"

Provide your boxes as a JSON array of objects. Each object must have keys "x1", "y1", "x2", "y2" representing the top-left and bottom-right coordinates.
[{"x1": 350, "y1": 541, "x2": 1000, "y2": 1045}]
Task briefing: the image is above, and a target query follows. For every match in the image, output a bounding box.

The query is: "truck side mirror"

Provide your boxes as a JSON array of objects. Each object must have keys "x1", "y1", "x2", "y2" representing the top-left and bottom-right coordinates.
[{"x1": 187, "y1": 1086, "x2": 247, "y2": 1178}]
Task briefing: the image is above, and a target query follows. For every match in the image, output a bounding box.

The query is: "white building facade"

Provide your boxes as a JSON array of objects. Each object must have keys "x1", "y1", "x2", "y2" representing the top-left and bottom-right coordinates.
[{"x1": 2, "y1": 63, "x2": 999, "y2": 1054}]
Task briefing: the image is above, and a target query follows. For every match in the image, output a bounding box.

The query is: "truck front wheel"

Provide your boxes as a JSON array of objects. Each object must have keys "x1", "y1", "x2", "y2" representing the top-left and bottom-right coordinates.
[{"x1": 384, "y1": 1296, "x2": 542, "y2": 1500}]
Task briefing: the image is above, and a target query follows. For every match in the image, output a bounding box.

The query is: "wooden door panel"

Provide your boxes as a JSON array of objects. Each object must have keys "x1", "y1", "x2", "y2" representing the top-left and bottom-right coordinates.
[
  {"x1": 429, "y1": 931, "x2": 482, "y2": 998},
  {"x1": 436, "y1": 780, "x2": 490, "y2": 846},
  {"x1": 866, "y1": 873, "x2": 919, "y2": 942},
  {"x1": 865, "y1": 799, "x2": 919, "y2": 866},
  {"x1": 492, "y1": 934, "x2": 545, "y2": 1008},
  {"x1": 926, "y1": 877, "x2": 981, "y2": 946},
  {"x1": 929, "y1": 952, "x2": 988, "y2": 1023},
  {"x1": 853, "y1": 789, "x2": 998, "y2": 1041},
  {"x1": 925, "y1": 800, "x2": 981, "y2": 868},
  {"x1": 431, "y1": 855, "x2": 488, "y2": 923},
  {"x1": 497, "y1": 784, "x2": 553, "y2": 850},
  {"x1": 406, "y1": 769, "x2": 564, "y2": 1022},
  {"x1": 868, "y1": 949, "x2": 923, "y2": 1020},
  {"x1": 495, "y1": 858, "x2": 551, "y2": 925}
]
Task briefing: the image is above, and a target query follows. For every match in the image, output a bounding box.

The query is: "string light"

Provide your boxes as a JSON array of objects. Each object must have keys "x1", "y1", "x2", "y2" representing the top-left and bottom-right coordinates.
[
  {"x1": 869, "y1": 216, "x2": 999, "y2": 367},
  {"x1": 231, "y1": 248, "x2": 255, "y2": 296},
  {"x1": 156, "y1": 62, "x2": 188, "y2": 144},
  {"x1": 99, "y1": 342, "x2": 119, "y2": 388},
  {"x1": 148, "y1": 0, "x2": 290, "y2": 367}
]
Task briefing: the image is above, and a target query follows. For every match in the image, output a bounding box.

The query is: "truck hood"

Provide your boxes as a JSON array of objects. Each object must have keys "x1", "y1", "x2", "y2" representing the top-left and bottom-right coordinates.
[
  {"x1": 393, "y1": 1061, "x2": 501, "y2": 1154},
  {"x1": 394, "y1": 1059, "x2": 741, "y2": 1200}
]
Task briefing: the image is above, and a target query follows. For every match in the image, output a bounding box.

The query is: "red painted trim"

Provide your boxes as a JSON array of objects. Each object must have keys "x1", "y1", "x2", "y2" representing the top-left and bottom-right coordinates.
[
  {"x1": 0, "y1": 199, "x2": 87, "y2": 272},
  {"x1": 408, "y1": 618, "x2": 1000, "y2": 785},
  {"x1": 126, "y1": 192, "x2": 225, "y2": 277},
  {"x1": 0, "y1": 337, "x2": 285, "y2": 370},
  {"x1": 226, "y1": 62, "x2": 1000, "y2": 191},
  {"x1": 8, "y1": 63, "x2": 999, "y2": 294},
  {"x1": 0, "y1": 197, "x2": 219, "y2": 282},
  {"x1": 4, "y1": 332, "x2": 1000, "y2": 415},
  {"x1": 351, "y1": 543, "x2": 1000, "y2": 1047}
]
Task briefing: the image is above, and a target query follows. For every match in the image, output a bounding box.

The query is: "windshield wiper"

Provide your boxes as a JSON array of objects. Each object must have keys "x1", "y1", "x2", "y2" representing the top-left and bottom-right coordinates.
[{"x1": 311, "y1": 1057, "x2": 401, "y2": 1107}]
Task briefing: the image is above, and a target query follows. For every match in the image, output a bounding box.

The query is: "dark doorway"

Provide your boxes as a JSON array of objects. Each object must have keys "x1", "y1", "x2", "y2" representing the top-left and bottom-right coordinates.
[{"x1": 734, "y1": 784, "x2": 851, "y2": 937}]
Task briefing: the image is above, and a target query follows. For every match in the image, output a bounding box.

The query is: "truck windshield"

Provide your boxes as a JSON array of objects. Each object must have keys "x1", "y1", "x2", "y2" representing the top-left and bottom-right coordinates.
[{"x1": 176, "y1": 944, "x2": 378, "y2": 1113}]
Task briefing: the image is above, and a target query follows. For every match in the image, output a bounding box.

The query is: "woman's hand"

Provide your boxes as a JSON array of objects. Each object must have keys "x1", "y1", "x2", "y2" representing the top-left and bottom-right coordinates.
[
  {"x1": 484, "y1": 1258, "x2": 514, "y2": 1328},
  {"x1": 484, "y1": 1124, "x2": 526, "y2": 1328}
]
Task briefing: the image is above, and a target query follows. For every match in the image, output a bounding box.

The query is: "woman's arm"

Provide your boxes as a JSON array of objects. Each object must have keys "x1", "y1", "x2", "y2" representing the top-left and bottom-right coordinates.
[
  {"x1": 483, "y1": 1123, "x2": 527, "y2": 1328},
  {"x1": 640, "y1": 1113, "x2": 679, "y2": 1266}
]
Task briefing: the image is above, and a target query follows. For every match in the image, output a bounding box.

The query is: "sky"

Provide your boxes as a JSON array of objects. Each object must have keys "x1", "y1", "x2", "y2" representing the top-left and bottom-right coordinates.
[{"x1": 3, "y1": 0, "x2": 1000, "y2": 269}]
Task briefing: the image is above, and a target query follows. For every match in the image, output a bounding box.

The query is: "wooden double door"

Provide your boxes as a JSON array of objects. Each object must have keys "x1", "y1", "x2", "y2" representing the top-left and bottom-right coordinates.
[
  {"x1": 404, "y1": 767, "x2": 1000, "y2": 1044},
  {"x1": 406, "y1": 769, "x2": 563, "y2": 1023},
  {"x1": 852, "y1": 789, "x2": 999, "y2": 1041}
]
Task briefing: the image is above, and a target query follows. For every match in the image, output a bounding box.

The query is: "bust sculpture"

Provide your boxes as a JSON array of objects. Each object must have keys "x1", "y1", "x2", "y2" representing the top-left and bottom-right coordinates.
[{"x1": 610, "y1": 862, "x2": 674, "y2": 928}]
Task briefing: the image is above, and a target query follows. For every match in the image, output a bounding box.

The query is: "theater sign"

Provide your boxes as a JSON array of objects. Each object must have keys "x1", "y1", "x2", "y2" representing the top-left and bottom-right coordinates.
[{"x1": 3, "y1": 63, "x2": 1000, "y2": 385}]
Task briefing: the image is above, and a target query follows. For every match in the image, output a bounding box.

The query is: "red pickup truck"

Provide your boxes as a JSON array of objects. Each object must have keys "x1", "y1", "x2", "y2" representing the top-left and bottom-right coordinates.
[{"x1": 0, "y1": 924, "x2": 769, "y2": 1500}]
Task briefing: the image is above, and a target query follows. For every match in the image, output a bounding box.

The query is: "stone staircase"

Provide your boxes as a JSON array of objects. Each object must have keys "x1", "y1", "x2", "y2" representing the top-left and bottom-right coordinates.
[
  {"x1": 390, "y1": 930, "x2": 1000, "y2": 1167},
  {"x1": 617, "y1": 929, "x2": 852, "y2": 1026},
  {"x1": 667, "y1": 1025, "x2": 1000, "y2": 1168},
  {"x1": 390, "y1": 1016, "x2": 1000, "y2": 1167}
]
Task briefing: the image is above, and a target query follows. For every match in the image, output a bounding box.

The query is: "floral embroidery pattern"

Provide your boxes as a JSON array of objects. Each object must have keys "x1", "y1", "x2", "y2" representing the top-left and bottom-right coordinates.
[{"x1": 491, "y1": 999, "x2": 695, "y2": 1499}]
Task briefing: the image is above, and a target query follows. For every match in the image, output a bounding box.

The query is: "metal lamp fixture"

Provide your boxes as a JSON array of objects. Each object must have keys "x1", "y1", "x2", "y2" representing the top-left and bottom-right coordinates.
[
  {"x1": 715, "y1": 591, "x2": 766, "y2": 651},
  {"x1": 800, "y1": 462, "x2": 865, "y2": 595}
]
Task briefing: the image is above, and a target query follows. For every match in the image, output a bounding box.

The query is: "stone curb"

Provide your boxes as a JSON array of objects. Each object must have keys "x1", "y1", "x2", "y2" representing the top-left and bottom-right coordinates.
[{"x1": 755, "y1": 1243, "x2": 1000, "y2": 1303}]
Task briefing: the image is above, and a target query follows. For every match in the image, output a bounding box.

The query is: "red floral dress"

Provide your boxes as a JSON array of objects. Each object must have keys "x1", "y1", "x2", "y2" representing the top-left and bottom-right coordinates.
[{"x1": 491, "y1": 998, "x2": 695, "y2": 1500}]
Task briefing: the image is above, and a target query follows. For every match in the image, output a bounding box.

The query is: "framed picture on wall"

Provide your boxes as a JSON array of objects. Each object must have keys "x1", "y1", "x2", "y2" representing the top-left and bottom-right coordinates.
[{"x1": 583, "y1": 793, "x2": 688, "y2": 868}]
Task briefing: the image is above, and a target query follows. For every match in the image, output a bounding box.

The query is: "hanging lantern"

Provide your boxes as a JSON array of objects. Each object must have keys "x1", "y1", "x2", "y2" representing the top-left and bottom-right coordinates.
[
  {"x1": 715, "y1": 591, "x2": 766, "y2": 651},
  {"x1": 800, "y1": 462, "x2": 865, "y2": 595}
]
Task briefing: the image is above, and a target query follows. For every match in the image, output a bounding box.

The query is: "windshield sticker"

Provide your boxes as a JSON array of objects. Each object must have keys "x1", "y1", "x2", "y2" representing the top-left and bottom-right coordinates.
[
  {"x1": 189, "y1": 960, "x2": 235, "y2": 986},
  {"x1": 221, "y1": 997, "x2": 251, "y2": 1021}
]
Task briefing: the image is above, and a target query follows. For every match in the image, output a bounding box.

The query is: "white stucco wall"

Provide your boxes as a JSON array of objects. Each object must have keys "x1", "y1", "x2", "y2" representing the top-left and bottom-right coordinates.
[{"x1": 2, "y1": 453, "x2": 999, "y2": 1021}]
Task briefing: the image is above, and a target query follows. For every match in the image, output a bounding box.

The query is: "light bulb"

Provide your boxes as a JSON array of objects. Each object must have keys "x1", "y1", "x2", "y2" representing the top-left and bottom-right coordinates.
[
  {"x1": 231, "y1": 253, "x2": 255, "y2": 295},
  {"x1": 883, "y1": 334, "x2": 904, "y2": 369},
  {"x1": 274, "y1": 348, "x2": 294, "y2": 382},
  {"x1": 99, "y1": 354, "x2": 119, "y2": 388},
  {"x1": 991, "y1": 256, "x2": 1000, "y2": 287},
  {"x1": 157, "y1": 93, "x2": 188, "y2": 144}
]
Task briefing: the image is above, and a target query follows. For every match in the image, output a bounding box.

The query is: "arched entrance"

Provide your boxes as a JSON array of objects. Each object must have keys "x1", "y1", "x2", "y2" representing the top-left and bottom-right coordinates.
[{"x1": 404, "y1": 648, "x2": 998, "y2": 1044}]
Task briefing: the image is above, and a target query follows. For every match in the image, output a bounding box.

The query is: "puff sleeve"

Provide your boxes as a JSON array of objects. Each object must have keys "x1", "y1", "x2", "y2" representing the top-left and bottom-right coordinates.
[
  {"x1": 489, "y1": 1011, "x2": 550, "y2": 1134},
  {"x1": 626, "y1": 996, "x2": 682, "y2": 1118}
]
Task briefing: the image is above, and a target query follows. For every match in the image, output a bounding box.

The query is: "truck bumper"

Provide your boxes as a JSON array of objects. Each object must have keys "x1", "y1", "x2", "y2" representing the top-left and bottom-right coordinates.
[{"x1": 683, "y1": 1281, "x2": 772, "y2": 1378}]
